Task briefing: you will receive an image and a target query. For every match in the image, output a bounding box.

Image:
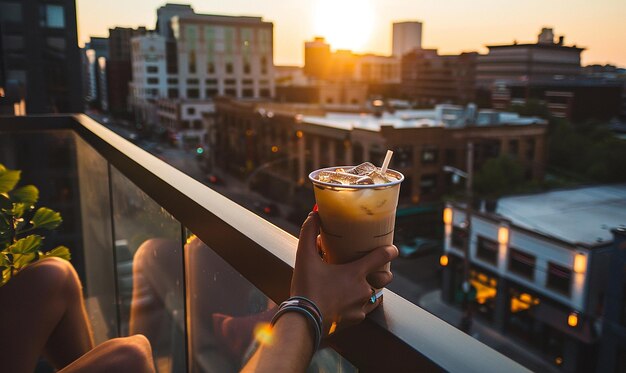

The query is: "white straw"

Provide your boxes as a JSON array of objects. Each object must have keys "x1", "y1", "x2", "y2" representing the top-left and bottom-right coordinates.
[{"x1": 380, "y1": 150, "x2": 393, "y2": 174}]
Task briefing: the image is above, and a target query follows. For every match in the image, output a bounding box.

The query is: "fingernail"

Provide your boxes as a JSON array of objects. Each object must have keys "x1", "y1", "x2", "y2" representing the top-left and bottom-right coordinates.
[{"x1": 312, "y1": 204, "x2": 318, "y2": 212}]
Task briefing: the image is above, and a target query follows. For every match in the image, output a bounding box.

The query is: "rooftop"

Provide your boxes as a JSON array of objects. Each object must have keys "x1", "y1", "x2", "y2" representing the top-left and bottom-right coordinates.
[
  {"x1": 302, "y1": 105, "x2": 546, "y2": 132},
  {"x1": 496, "y1": 184, "x2": 626, "y2": 247}
]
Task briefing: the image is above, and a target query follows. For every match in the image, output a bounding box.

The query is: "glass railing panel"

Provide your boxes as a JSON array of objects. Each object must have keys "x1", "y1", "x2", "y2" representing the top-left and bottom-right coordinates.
[
  {"x1": 184, "y1": 232, "x2": 356, "y2": 372},
  {"x1": 110, "y1": 166, "x2": 186, "y2": 373},
  {"x1": 75, "y1": 134, "x2": 119, "y2": 344}
]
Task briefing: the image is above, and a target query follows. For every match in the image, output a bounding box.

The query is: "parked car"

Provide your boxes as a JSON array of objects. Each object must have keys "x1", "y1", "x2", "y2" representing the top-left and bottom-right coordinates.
[{"x1": 397, "y1": 237, "x2": 441, "y2": 258}]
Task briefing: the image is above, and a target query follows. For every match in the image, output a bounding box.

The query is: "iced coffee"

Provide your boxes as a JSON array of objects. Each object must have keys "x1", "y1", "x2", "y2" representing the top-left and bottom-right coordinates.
[{"x1": 309, "y1": 162, "x2": 404, "y2": 265}]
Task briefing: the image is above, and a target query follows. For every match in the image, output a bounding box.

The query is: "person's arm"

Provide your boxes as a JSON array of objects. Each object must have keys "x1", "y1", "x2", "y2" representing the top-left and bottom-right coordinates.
[
  {"x1": 241, "y1": 212, "x2": 398, "y2": 372},
  {"x1": 240, "y1": 313, "x2": 314, "y2": 372}
]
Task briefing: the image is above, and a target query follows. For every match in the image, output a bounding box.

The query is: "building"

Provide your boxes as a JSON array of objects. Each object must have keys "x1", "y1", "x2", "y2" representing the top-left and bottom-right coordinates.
[
  {"x1": 211, "y1": 99, "x2": 547, "y2": 211},
  {"x1": 392, "y1": 21, "x2": 423, "y2": 57},
  {"x1": 441, "y1": 185, "x2": 626, "y2": 371},
  {"x1": 83, "y1": 36, "x2": 109, "y2": 111},
  {"x1": 477, "y1": 28, "x2": 583, "y2": 89},
  {"x1": 107, "y1": 26, "x2": 148, "y2": 115},
  {"x1": 155, "y1": 3, "x2": 195, "y2": 39},
  {"x1": 491, "y1": 78, "x2": 623, "y2": 122},
  {"x1": 401, "y1": 49, "x2": 478, "y2": 105},
  {"x1": 0, "y1": 0, "x2": 82, "y2": 114},
  {"x1": 129, "y1": 34, "x2": 169, "y2": 127},
  {"x1": 304, "y1": 37, "x2": 331, "y2": 80},
  {"x1": 172, "y1": 13, "x2": 274, "y2": 101}
]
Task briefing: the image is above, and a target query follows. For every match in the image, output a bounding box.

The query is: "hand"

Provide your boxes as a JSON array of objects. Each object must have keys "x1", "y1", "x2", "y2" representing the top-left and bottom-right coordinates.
[{"x1": 290, "y1": 212, "x2": 398, "y2": 336}]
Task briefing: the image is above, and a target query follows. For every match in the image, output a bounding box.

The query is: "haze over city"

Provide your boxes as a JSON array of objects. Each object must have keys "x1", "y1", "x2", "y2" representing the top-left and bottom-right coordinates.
[{"x1": 76, "y1": 0, "x2": 626, "y2": 67}]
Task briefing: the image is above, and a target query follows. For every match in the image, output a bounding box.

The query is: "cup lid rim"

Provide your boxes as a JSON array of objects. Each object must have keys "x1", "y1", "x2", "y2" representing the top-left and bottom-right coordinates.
[{"x1": 308, "y1": 166, "x2": 404, "y2": 189}]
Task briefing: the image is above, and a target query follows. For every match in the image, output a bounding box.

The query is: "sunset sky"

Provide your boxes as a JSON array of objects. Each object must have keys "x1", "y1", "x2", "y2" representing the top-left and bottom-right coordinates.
[{"x1": 76, "y1": 0, "x2": 626, "y2": 67}]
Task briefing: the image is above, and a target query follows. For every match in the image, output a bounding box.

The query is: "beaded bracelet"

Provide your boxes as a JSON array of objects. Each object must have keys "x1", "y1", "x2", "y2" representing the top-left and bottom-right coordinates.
[{"x1": 271, "y1": 296, "x2": 323, "y2": 351}]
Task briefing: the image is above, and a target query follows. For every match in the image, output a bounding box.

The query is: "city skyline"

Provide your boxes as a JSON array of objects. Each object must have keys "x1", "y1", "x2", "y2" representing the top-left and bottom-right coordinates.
[{"x1": 76, "y1": 0, "x2": 626, "y2": 67}]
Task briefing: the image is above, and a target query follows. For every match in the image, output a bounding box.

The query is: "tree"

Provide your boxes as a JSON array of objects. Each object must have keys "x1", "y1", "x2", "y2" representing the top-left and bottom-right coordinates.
[{"x1": 473, "y1": 156, "x2": 526, "y2": 198}]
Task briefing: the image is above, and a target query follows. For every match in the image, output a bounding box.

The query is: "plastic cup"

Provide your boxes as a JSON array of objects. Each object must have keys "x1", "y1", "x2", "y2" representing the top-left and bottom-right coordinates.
[{"x1": 309, "y1": 166, "x2": 404, "y2": 265}]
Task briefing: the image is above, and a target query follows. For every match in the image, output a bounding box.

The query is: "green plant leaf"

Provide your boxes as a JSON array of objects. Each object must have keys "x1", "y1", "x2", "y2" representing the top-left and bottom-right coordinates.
[
  {"x1": 0, "y1": 164, "x2": 5, "y2": 173},
  {"x1": 40, "y1": 246, "x2": 71, "y2": 261},
  {"x1": 8, "y1": 203, "x2": 26, "y2": 218},
  {"x1": 0, "y1": 169, "x2": 20, "y2": 194},
  {"x1": 8, "y1": 235, "x2": 43, "y2": 254},
  {"x1": 0, "y1": 253, "x2": 8, "y2": 268},
  {"x1": 31, "y1": 208, "x2": 62, "y2": 230},
  {"x1": 12, "y1": 252, "x2": 36, "y2": 269},
  {"x1": 9, "y1": 185, "x2": 39, "y2": 206},
  {"x1": 1, "y1": 267, "x2": 11, "y2": 287},
  {"x1": 0, "y1": 193, "x2": 11, "y2": 210}
]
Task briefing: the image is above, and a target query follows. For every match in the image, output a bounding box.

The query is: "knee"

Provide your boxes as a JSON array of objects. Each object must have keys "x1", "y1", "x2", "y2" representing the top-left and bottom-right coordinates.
[
  {"x1": 19, "y1": 257, "x2": 82, "y2": 298},
  {"x1": 113, "y1": 335, "x2": 154, "y2": 372}
]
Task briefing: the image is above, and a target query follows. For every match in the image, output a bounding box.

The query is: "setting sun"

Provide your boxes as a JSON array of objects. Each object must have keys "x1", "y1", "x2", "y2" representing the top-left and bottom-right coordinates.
[{"x1": 313, "y1": 0, "x2": 375, "y2": 51}]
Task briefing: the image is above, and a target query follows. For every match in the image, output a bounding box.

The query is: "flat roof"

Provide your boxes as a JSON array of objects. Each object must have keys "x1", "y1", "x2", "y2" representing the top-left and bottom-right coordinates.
[
  {"x1": 302, "y1": 108, "x2": 545, "y2": 132},
  {"x1": 496, "y1": 184, "x2": 626, "y2": 247}
]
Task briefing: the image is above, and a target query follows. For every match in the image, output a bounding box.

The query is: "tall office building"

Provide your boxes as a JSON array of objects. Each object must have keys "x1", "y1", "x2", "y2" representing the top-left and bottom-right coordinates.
[
  {"x1": 304, "y1": 36, "x2": 331, "y2": 80},
  {"x1": 476, "y1": 28, "x2": 583, "y2": 88},
  {"x1": 392, "y1": 21, "x2": 423, "y2": 57},
  {"x1": 0, "y1": 0, "x2": 82, "y2": 114},
  {"x1": 172, "y1": 13, "x2": 274, "y2": 100},
  {"x1": 107, "y1": 26, "x2": 147, "y2": 114}
]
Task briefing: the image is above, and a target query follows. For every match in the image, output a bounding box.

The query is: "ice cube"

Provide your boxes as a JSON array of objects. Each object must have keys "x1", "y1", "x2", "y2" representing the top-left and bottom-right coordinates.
[
  {"x1": 347, "y1": 162, "x2": 377, "y2": 176},
  {"x1": 367, "y1": 170, "x2": 391, "y2": 184},
  {"x1": 317, "y1": 171, "x2": 374, "y2": 185}
]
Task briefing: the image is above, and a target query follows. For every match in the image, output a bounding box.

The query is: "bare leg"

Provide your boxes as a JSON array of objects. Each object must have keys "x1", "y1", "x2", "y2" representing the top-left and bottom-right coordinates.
[
  {"x1": 60, "y1": 334, "x2": 155, "y2": 373},
  {"x1": 0, "y1": 257, "x2": 94, "y2": 372}
]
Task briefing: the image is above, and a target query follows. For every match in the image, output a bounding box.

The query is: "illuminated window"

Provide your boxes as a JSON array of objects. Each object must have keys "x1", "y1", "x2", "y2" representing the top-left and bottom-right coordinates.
[{"x1": 40, "y1": 4, "x2": 65, "y2": 28}]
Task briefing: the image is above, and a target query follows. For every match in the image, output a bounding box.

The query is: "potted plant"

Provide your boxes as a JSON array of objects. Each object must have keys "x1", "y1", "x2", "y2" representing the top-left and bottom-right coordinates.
[{"x1": 0, "y1": 163, "x2": 70, "y2": 286}]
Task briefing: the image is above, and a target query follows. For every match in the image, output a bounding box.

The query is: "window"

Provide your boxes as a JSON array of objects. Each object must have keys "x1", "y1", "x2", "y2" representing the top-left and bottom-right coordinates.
[
  {"x1": 40, "y1": 4, "x2": 65, "y2": 28},
  {"x1": 508, "y1": 248, "x2": 535, "y2": 279},
  {"x1": 147, "y1": 78, "x2": 159, "y2": 85},
  {"x1": 420, "y1": 174, "x2": 438, "y2": 195},
  {"x1": 205, "y1": 79, "x2": 218, "y2": 85},
  {"x1": 0, "y1": 2, "x2": 22, "y2": 22},
  {"x1": 187, "y1": 88, "x2": 199, "y2": 99},
  {"x1": 526, "y1": 138, "x2": 535, "y2": 161},
  {"x1": 476, "y1": 236, "x2": 498, "y2": 265},
  {"x1": 261, "y1": 56, "x2": 268, "y2": 75},
  {"x1": 225, "y1": 62, "x2": 234, "y2": 74},
  {"x1": 422, "y1": 147, "x2": 438, "y2": 163},
  {"x1": 205, "y1": 89, "x2": 219, "y2": 97},
  {"x1": 242, "y1": 89, "x2": 254, "y2": 98},
  {"x1": 224, "y1": 88, "x2": 236, "y2": 97},
  {"x1": 225, "y1": 79, "x2": 236, "y2": 85},
  {"x1": 445, "y1": 149, "x2": 456, "y2": 165},
  {"x1": 187, "y1": 79, "x2": 199, "y2": 85},
  {"x1": 147, "y1": 66, "x2": 159, "y2": 74},
  {"x1": 451, "y1": 227, "x2": 467, "y2": 249},
  {"x1": 509, "y1": 139, "x2": 519, "y2": 157},
  {"x1": 207, "y1": 62, "x2": 215, "y2": 74},
  {"x1": 187, "y1": 107, "x2": 196, "y2": 115},
  {"x1": 3, "y1": 35, "x2": 25, "y2": 51},
  {"x1": 188, "y1": 50, "x2": 196, "y2": 74},
  {"x1": 243, "y1": 62, "x2": 251, "y2": 74},
  {"x1": 259, "y1": 89, "x2": 271, "y2": 98},
  {"x1": 547, "y1": 263, "x2": 572, "y2": 296},
  {"x1": 243, "y1": 79, "x2": 253, "y2": 85},
  {"x1": 167, "y1": 78, "x2": 178, "y2": 85},
  {"x1": 168, "y1": 88, "x2": 179, "y2": 98},
  {"x1": 393, "y1": 146, "x2": 413, "y2": 168}
]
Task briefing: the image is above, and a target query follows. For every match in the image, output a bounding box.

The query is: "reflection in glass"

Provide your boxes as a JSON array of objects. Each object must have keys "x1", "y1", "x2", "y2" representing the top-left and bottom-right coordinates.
[
  {"x1": 110, "y1": 167, "x2": 186, "y2": 372},
  {"x1": 184, "y1": 232, "x2": 356, "y2": 372}
]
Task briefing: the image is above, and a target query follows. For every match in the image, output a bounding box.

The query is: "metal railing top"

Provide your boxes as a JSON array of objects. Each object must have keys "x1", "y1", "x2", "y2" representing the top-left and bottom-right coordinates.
[{"x1": 0, "y1": 114, "x2": 529, "y2": 373}]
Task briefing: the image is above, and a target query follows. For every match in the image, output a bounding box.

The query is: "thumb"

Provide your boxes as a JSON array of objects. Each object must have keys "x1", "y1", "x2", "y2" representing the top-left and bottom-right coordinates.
[{"x1": 297, "y1": 212, "x2": 321, "y2": 260}]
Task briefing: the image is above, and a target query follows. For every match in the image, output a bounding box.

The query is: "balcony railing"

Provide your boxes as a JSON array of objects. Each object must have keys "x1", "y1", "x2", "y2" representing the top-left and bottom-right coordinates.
[{"x1": 0, "y1": 114, "x2": 528, "y2": 373}]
